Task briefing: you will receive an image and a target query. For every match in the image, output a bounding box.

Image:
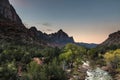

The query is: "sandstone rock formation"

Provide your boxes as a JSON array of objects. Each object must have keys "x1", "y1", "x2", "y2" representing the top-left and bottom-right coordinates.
[{"x1": 0, "y1": 0, "x2": 22, "y2": 24}]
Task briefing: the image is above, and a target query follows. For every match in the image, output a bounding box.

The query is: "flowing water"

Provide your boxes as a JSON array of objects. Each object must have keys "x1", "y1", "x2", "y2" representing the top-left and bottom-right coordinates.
[{"x1": 85, "y1": 67, "x2": 113, "y2": 80}]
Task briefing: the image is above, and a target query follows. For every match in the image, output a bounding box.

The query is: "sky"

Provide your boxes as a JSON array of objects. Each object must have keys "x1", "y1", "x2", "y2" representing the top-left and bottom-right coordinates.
[{"x1": 9, "y1": 0, "x2": 120, "y2": 43}]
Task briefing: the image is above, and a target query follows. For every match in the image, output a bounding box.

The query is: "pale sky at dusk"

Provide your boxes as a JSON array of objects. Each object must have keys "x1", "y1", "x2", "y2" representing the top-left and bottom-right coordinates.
[{"x1": 9, "y1": 0, "x2": 120, "y2": 43}]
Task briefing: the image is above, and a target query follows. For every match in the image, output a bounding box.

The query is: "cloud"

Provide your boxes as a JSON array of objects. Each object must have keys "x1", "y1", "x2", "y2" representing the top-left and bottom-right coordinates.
[
  {"x1": 42, "y1": 23, "x2": 52, "y2": 27},
  {"x1": 43, "y1": 29, "x2": 53, "y2": 32},
  {"x1": 41, "y1": 23, "x2": 54, "y2": 32},
  {"x1": 46, "y1": 29, "x2": 53, "y2": 31}
]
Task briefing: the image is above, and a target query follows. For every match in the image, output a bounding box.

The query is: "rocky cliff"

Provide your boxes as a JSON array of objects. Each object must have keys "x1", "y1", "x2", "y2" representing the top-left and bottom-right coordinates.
[
  {"x1": 0, "y1": 0, "x2": 45, "y2": 45},
  {"x1": 0, "y1": 0, "x2": 22, "y2": 24},
  {"x1": 100, "y1": 30, "x2": 120, "y2": 46}
]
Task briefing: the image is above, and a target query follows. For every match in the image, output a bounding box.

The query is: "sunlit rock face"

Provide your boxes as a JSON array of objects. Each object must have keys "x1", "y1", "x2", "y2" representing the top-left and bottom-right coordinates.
[{"x1": 0, "y1": 0, "x2": 22, "y2": 24}]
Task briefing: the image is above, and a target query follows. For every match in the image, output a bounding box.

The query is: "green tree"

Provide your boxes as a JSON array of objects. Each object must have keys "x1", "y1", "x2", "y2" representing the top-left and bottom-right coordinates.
[
  {"x1": 22, "y1": 59, "x2": 67, "y2": 80},
  {"x1": 59, "y1": 43, "x2": 87, "y2": 64},
  {"x1": 104, "y1": 49, "x2": 120, "y2": 70},
  {"x1": 47, "y1": 58, "x2": 67, "y2": 80},
  {"x1": 41, "y1": 47, "x2": 61, "y2": 63},
  {"x1": 0, "y1": 62, "x2": 17, "y2": 80}
]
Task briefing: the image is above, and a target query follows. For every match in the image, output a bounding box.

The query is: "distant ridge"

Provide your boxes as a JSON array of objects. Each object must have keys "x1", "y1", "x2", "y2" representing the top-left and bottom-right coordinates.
[{"x1": 77, "y1": 42, "x2": 98, "y2": 48}]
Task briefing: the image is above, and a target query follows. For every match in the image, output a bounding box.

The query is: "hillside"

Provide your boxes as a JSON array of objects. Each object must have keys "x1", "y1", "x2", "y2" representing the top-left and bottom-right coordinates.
[{"x1": 100, "y1": 31, "x2": 120, "y2": 48}]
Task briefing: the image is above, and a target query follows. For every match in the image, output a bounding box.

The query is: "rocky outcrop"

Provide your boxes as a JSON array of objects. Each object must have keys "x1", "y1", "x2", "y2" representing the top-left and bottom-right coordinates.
[
  {"x1": 0, "y1": 0, "x2": 39, "y2": 45},
  {"x1": 29, "y1": 28, "x2": 74, "y2": 47},
  {"x1": 0, "y1": 0, "x2": 22, "y2": 24},
  {"x1": 0, "y1": 21, "x2": 49, "y2": 45},
  {"x1": 49, "y1": 29, "x2": 74, "y2": 44},
  {"x1": 29, "y1": 27, "x2": 49, "y2": 41},
  {"x1": 100, "y1": 30, "x2": 120, "y2": 46}
]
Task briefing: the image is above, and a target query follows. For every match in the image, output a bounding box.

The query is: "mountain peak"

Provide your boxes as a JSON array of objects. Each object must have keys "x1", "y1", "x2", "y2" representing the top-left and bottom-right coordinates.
[
  {"x1": 0, "y1": 0, "x2": 22, "y2": 24},
  {"x1": 29, "y1": 26, "x2": 38, "y2": 31},
  {"x1": 58, "y1": 29, "x2": 64, "y2": 32},
  {"x1": 56, "y1": 29, "x2": 68, "y2": 37}
]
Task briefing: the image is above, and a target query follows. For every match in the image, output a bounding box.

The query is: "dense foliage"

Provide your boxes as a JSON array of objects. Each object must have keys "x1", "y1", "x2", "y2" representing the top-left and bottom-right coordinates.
[
  {"x1": 104, "y1": 49, "x2": 120, "y2": 71},
  {"x1": 0, "y1": 42, "x2": 120, "y2": 80},
  {"x1": 0, "y1": 42, "x2": 66, "y2": 80}
]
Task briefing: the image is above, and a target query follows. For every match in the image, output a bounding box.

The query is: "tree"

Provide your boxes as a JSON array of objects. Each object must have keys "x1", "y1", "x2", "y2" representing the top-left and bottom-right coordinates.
[
  {"x1": 46, "y1": 58, "x2": 67, "y2": 80},
  {"x1": 59, "y1": 43, "x2": 87, "y2": 65},
  {"x1": 0, "y1": 61, "x2": 17, "y2": 80},
  {"x1": 41, "y1": 47, "x2": 61, "y2": 63},
  {"x1": 22, "y1": 59, "x2": 67, "y2": 80},
  {"x1": 104, "y1": 49, "x2": 120, "y2": 69}
]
